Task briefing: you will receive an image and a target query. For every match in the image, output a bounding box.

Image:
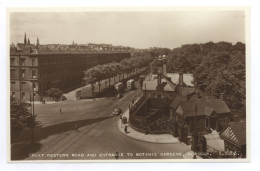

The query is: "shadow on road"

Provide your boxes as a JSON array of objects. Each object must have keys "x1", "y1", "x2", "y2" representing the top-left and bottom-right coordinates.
[
  {"x1": 13, "y1": 115, "x2": 114, "y2": 144},
  {"x1": 11, "y1": 142, "x2": 42, "y2": 160},
  {"x1": 11, "y1": 115, "x2": 115, "y2": 160}
]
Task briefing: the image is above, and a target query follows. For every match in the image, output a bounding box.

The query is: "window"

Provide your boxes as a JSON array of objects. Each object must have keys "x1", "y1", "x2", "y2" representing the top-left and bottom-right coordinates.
[
  {"x1": 32, "y1": 82, "x2": 36, "y2": 91},
  {"x1": 11, "y1": 82, "x2": 15, "y2": 90},
  {"x1": 22, "y1": 92, "x2": 25, "y2": 99},
  {"x1": 32, "y1": 58, "x2": 35, "y2": 66},
  {"x1": 32, "y1": 70, "x2": 36, "y2": 78},
  {"x1": 11, "y1": 58, "x2": 15, "y2": 66},
  {"x1": 205, "y1": 117, "x2": 209, "y2": 128},
  {"x1": 21, "y1": 70, "x2": 25, "y2": 79},
  {"x1": 11, "y1": 92, "x2": 15, "y2": 98},
  {"x1": 21, "y1": 82, "x2": 26, "y2": 91},
  {"x1": 20, "y1": 58, "x2": 25, "y2": 66},
  {"x1": 11, "y1": 69, "x2": 15, "y2": 78}
]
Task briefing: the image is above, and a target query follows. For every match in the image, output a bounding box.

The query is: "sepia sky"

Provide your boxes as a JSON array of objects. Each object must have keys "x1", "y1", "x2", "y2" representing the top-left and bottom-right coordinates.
[{"x1": 10, "y1": 11, "x2": 245, "y2": 49}]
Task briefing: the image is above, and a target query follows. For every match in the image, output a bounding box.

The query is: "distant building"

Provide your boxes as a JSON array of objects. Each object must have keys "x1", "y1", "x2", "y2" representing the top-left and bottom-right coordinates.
[{"x1": 10, "y1": 34, "x2": 132, "y2": 101}]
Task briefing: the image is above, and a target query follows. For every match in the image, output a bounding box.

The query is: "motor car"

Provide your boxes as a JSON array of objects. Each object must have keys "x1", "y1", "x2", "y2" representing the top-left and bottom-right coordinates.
[
  {"x1": 117, "y1": 93, "x2": 123, "y2": 98},
  {"x1": 112, "y1": 107, "x2": 122, "y2": 115}
]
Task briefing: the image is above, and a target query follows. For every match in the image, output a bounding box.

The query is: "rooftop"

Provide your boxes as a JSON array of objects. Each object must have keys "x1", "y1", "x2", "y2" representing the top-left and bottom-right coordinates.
[
  {"x1": 142, "y1": 79, "x2": 175, "y2": 92},
  {"x1": 220, "y1": 121, "x2": 246, "y2": 146},
  {"x1": 178, "y1": 99, "x2": 230, "y2": 118}
]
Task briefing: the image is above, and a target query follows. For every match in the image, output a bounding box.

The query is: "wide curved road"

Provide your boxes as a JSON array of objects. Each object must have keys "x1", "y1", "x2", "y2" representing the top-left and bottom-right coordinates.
[{"x1": 24, "y1": 89, "x2": 190, "y2": 161}]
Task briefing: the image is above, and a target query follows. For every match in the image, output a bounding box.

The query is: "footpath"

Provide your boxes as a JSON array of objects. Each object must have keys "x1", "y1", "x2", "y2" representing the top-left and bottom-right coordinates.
[
  {"x1": 117, "y1": 109, "x2": 202, "y2": 159},
  {"x1": 117, "y1": 109, "x2": 179, "y2": 144}
]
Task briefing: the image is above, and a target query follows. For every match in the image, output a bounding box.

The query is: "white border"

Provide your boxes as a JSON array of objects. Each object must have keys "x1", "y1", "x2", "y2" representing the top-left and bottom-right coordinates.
[{"x1": 1, "y1": 0, "x2": 260, "y2": 171}]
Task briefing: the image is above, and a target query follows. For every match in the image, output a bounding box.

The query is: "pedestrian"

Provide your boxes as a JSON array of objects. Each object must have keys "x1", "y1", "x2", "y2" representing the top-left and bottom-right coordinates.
[
  {"x1": 60, "y1": 107, "x2": 62, "y2": 114},
  {"x1": 193, "y1": 154, "x2": 197, "y2": 159},
  {"x1": 124, "y1": 125, "x2": 128, "y2": 134}
]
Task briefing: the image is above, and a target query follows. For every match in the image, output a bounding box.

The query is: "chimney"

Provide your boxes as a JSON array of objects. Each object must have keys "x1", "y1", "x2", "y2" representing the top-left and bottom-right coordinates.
[
  {"x1": 163, "y1": 64, "x2": 167, "y2": 75},
  {"x1": 179, "y1": 72, "x2": 183, "y2": 86},
  {"x1": 157, "y1": 70, "x2": 162, "y2": 86},
  {"x1": 220, "y1": 92, "x2": 224, "y2": 100}
]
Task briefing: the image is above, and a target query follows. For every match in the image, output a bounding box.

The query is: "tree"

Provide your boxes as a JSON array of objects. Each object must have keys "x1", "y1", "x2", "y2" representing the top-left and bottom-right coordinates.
[
  {"x1": 83, "y1": 67, "x2": 101, "y2": 96},
  {"x1": 193, "y1": 52, "x2": 245, "y2": 108},
  {"x1": 82, "y1": 52, "x2": 153, "y2": 97},
  {"x1": 10, "y1": 101, "x2": 32, "y2": 140},
  {"x1": 46, "y1": 88, "x2": 63, "y2": 101}
]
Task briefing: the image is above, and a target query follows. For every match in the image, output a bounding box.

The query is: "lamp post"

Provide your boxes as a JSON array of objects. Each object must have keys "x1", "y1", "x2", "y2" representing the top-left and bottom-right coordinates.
[
  {"x1": 30, "y1": 91, "x2": 34, "y2": 142},
  {"x1": 30, "y1": 84, "x2": 36, "y2": 142}
]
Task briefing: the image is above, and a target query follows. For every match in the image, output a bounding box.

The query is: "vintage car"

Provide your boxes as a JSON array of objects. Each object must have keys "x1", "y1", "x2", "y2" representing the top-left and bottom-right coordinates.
[{"x1": 112, "y1": 107, "x2": 122, "y2": 115}]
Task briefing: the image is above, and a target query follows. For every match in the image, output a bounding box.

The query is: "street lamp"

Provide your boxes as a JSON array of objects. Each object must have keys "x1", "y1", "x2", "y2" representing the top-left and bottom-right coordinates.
[
  {"x1": 30, "y1": 91, "x2": 34, "y2": 142},
  {"x1": 30, "y1": 83, "x2": 36, "y2": 142}
]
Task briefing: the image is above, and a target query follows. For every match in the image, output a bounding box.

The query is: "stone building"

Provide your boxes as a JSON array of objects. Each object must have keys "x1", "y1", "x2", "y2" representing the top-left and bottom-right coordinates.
[{"x1": 10, "y1": 34, "x2": 131, "y2": 101}]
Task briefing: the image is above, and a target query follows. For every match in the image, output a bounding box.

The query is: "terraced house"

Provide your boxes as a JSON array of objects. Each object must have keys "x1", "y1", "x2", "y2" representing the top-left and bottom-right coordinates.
[{"x1": 10, "y1": 34, "x2": 132, "y2": 101}]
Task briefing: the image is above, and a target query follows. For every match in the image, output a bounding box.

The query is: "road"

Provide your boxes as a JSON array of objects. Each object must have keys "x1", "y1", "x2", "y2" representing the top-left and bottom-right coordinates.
[{"x1": 12, "y1": 88, "x2": 190, "y2": 160}]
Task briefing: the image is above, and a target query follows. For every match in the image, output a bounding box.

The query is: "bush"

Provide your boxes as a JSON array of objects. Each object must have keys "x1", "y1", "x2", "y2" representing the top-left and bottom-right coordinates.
[
  {"x1": 10, "y1": 101, "x2": 32, "y2": 140},
  {"x1": 46, "y1": 88, "x2": 63, "y2": 101}
]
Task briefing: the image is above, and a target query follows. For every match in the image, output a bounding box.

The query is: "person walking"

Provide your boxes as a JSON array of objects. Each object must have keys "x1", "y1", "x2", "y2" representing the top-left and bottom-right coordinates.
[
  {"x1": 124, "y1": 125, "x2": 128, "y2": 134},
  {"x1": 59, "y1": 108, "x2": 62, "y2": 114}
]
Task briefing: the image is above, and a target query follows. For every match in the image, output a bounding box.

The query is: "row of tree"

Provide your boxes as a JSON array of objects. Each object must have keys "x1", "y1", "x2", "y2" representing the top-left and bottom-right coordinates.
[{"x1": 83, "y1": 52, "x2": 153, "y2": 95}]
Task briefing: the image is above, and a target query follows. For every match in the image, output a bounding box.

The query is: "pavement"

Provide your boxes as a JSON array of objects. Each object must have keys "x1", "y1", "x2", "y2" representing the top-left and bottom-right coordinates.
[
  {"x1": 117, "y1": 109, "x2": 200, "y2": 159},
  {"x1": 117, "y1": 109, "x2": 180, "y2": 144}
]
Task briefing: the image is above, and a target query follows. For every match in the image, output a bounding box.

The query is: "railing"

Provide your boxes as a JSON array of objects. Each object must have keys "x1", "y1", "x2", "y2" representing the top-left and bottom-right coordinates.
[{"x1": 129, "y1": 95, "x2": 146, "y2": 115}]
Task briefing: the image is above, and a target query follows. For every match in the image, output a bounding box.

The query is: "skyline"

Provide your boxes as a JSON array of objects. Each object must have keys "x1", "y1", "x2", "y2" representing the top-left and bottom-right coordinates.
[{"x1": 10, "y1": 11, "x2": 245, "y2": 49}]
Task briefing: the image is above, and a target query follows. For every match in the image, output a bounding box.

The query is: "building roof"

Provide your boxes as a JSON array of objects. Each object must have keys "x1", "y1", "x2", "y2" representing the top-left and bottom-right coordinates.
[
  {"x1": 169, "y1": 95, "x2": 186, "y2": 109},
  {"x1": 151, "y1": 73, "x2": 194, "y2": 87},
  {"x1": 178, "y1": 87, "x2": 195, "y2": 97},
  {"x1": 220, "y1": 121, "x2": 246, "y2": 146},
  {"x1": 178, "y1": 99, "x2": 230, "y2": 118},
  {"x1": 10, "y1": 42, "x2": 133, "y2": 55},
  {"x1": 142, "y1": 80, "x2": 175, "y2": 92},
  {"x1": 166, "y1": 73, "x2": 194, "y2": 86}
]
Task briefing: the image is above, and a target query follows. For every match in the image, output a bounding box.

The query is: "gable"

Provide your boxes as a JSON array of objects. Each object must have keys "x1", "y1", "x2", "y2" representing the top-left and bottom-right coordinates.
[
  {"x1": 220, "y1": 122, "x2": 246, "y2": 146},
  {"x1": 221, "y1": 126, "x2": 239, "y2": 143}
]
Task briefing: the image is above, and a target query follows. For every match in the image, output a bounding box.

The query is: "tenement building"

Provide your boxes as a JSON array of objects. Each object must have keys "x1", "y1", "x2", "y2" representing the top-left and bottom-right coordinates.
[{"x1": 10, "y1": 34, "x2": 132, "y2": 101}]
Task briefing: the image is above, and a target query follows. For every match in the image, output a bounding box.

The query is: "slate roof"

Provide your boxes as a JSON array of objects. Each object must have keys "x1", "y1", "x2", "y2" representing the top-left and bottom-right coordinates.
[
  {"x1": 178, "y1": 99, "x2": 230, "y2": 118},
  {"x1": 151, "y1": 73, "x2": 194, "y2": 86},
  {"x1": 166, "y1": 73, "x2": 194, "y2": 86},
  {"x1": 142, "y1": 80, "x2": 175, "y2": 92},
  {"x1": 169, "y1": 95, "x2": 186, "y2": 109},
  {"x1": 220, "y1": 121, "x2": 246, "y2": 146}
]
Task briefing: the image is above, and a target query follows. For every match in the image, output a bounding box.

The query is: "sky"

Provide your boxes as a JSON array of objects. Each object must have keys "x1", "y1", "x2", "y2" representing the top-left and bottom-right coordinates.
[{"x1": 10, "y1": 11, "x2": 245, "y2": 49}]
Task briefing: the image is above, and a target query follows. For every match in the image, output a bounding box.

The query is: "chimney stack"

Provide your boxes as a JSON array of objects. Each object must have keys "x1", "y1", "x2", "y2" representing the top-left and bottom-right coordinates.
[{"x1": 179, "y1": 72, "x2": 184, "y2": 86}]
